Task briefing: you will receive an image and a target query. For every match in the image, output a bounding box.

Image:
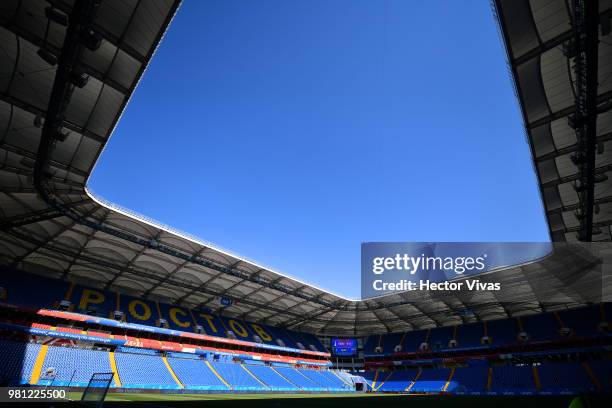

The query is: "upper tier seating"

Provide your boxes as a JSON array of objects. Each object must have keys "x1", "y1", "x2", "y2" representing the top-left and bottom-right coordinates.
[
  {"x1": 0, "y1": 270, "x2": 325, "y2": 352},
  {"x1": 364, "y1": 305, "x2": 609, "y2": 355}
]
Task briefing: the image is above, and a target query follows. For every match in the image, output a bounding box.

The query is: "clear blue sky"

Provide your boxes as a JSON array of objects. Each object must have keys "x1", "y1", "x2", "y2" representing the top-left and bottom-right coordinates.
[{"x1": 89, "y1": 0, "x2": 550, "y2": 299}]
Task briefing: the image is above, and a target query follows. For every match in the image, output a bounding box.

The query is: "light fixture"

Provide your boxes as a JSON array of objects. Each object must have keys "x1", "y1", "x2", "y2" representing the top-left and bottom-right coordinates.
[
  {"x1": 37, "y1": 48, "x2": 57, "y2": 66},
  {"x1": 33, "y1": 114, "x2": 43, "y2": 128},
  {"x1": 70, "y1": 71, "x2": 90, "y2": 88},
  {"x1": 45, "y1": 6, "x2": 68, "y2": 27},
  {"x1": 80, "y1": 28, "x2": 102, "y2": 51}
]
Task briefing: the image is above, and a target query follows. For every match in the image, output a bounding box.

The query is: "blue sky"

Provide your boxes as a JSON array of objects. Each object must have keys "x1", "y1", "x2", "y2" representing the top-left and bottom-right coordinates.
[{"x1": 89, "y1": 0, "x2": 550, "y2": 299}]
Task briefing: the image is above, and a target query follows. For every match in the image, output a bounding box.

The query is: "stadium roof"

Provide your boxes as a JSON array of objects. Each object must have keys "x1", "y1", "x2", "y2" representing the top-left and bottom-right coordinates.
[
  {"x1": 495, "y1": 0, "x2": 612, "y2": 242},
  {"x1": 0, "y1": 0, "x2": 608, "y2": 337}
]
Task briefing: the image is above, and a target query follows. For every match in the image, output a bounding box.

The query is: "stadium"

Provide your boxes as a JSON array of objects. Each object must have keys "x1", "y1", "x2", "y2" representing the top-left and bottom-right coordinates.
[{"x1": 0, "y1": 0, "x2": 611, "y2": 407}]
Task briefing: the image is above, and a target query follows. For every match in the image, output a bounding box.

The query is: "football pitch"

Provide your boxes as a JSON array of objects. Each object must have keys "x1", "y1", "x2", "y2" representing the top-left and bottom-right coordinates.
[{"x1": 64, "y1": 392, "x2": 609, "y2": 408}]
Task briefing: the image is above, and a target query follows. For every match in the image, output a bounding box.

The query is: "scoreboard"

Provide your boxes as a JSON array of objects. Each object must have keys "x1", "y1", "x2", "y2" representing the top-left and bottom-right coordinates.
[{"x1": 331, "y1": 338, "x2": 357, "y2": 356}]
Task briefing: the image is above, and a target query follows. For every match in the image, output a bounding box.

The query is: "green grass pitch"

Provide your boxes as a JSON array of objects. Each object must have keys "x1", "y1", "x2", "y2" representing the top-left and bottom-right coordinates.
[{"x1": 63, "y1": 392, "x2": 609, "y2": 408}]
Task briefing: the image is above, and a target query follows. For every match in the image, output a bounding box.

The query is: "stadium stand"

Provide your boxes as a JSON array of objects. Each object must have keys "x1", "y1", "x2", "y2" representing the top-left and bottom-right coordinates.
[
  {"x1": 38, "y1": 345, "x2": 112, "y2": 387},
  {"x1": 359, "y1": 359, "x2": 612, "y2": 396},
  {"x1": 363, "y1": 305, "x2": 611, "y2": 356},
  {"x1": 486, "y1": 319, "x2": 518, "y2": 346},
  {"x1": 0, "y1": 334, "x2": 353, "y2": 391},
  {"x1": 589, "y1": 360, "x2": 611, "y2": 391},
  {"x1": 489, "y1": 365, "x2": 535, "y2": 393},
  {"x1": 167, "y1": 357, "x2": 229, "y2": 391},
  {"x1": 0, "y1": 271, "x2": 326, "y2": 353},
  {"x1": 377, "y1": 369, "x2": 418, "y2": 392},
  {"x1": 208, "y1": 361, "x2": 263, "y2": 391},
  {"x1": 410, "y1": 368, "x2": 451, "y2": 393},
  {"x1": 114, "y1": 351, "x2": 181, "y2": 389},
  {"x1": 538, "y1": 362, "x2": 595, "y2": 394},
  {"x1": 452, "y1": 365, "x2": 489, "y2": 394},
  {"x1": 243, "y1": 364, "x2": 298, "y2": 391},
  {"x1": 0, "y1": 340, "x2": 41, "y2": 385},
  {"x1": 272, "y1": 366, "x2": 325, "y2": 391},
  {"x1": 0, "y1": 268, "x2": 610, "y2": 396}
]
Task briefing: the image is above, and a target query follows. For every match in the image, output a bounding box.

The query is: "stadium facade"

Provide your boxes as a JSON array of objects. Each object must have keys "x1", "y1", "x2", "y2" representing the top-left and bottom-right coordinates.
[{"x1": 0, "y1": 0, "x2": 610, "y2": 398}]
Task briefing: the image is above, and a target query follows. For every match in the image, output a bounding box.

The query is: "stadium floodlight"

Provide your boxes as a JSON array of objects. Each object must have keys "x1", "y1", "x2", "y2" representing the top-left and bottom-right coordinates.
[
  {"x1": 37, "y1": 48, "x2": 58, "y2": 66},
  {"x1": 562, "y1": 38, "x2": 579, "y2": 58},
  {"x1": 45, "y1": 6, "x2": 68, "y2": 26},
  {"x1": 570, "y1": 152, "x2": 587, "y2": 165},
  {"x1": 80, "y1": 28, "x2": 103, "y2": 51},
  {"x1": 59, "y1": 300, "x2": 72, "y2": 311},
  {"x1": 70, "y1": 71, "x2": 90, "y2": 88},
  {"x1": 54, "y1": 130, "x2": 69, "y2": 142},
  {"x1": 20, "y1": 157, "x2": 35, "y2": 169},
  {"x1": 517, "y1": 332, "x2": 530, "y2": 342},
  {"x1": 33, "y1": 114, "x2": 43, "y2": 128},
  {"x1": 573, "y1": 180, "x2": 586, "y2": 192},
  {"x1": 594, "y1": 173, "x2": 608, "y2": 183},
  {"x1": 574, "y1": 209, "x2": 585, "y2": 220}
]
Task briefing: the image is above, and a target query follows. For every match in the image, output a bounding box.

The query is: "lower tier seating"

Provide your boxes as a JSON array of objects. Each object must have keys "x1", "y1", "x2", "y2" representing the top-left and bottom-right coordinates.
[
  {"x1": 0, "y1": 339, "x2": 41, "y2": 385},
  {"x1": 114, "y1": 352, "x2": 180, "y2": 389},
  {"x1": 167, "y1": 357, "x2": 228, "y2": 390},
  {"x1": 0, "y1": 339, "x2": 351, "y2": 392},
  {"x1": 243, "y1": 364, "x2": 297, "y2": 390},
  {"x1": 362, "y1": 361, "x2": 610, "y2": 395},
  {"x1": 39, "y1": 345, "x2": 112, "y2": 387},
  {"x1": 208, "y1": 361, "x2": 262, "y2": 391}
]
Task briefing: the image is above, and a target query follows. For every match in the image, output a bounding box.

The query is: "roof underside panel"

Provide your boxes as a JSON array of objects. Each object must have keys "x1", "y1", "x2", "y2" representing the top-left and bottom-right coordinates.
[{"x1": 496, "y1": 0, "x2": 612, "y2": 242}]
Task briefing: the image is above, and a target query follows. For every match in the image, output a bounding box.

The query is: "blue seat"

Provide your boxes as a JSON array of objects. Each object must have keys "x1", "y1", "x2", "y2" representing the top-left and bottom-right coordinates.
[{"x1": 114, "y1": 352, "x2": 179, "y2": 389}]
